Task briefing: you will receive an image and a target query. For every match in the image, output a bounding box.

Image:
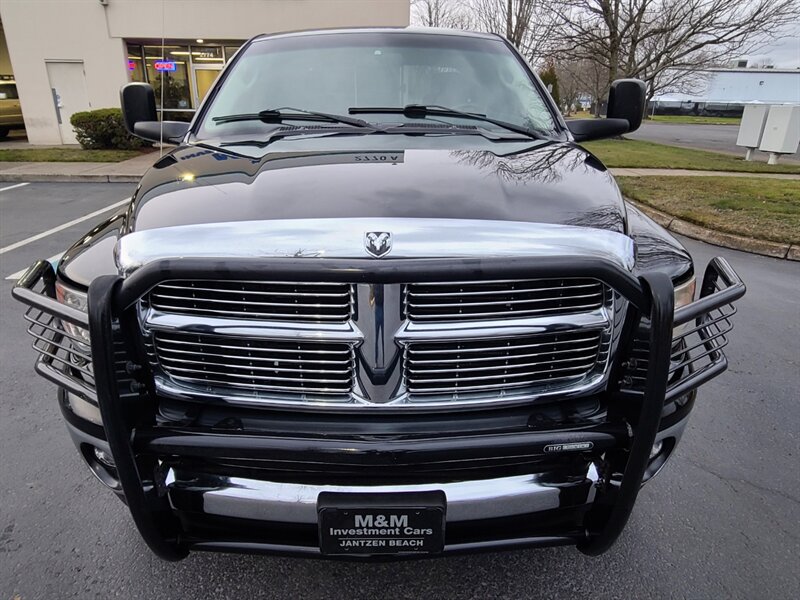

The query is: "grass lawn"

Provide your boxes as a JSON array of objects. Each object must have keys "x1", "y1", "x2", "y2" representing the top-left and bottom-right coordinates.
[
  {"x1": 0, "y1": 148, "x2": 146, "y2": 162},
  {"x1": 649, "y1": 115, "x2": 741, "y2": 126},
  {"x1": 583, "y1": 138, "x2": 800, "y2": 174},
  {"x1": 618, "y1": 176, "x2": 800, "y2": 245},
  {"x1": 564, "y1": 110, "x2": 595, "y2": 119}
]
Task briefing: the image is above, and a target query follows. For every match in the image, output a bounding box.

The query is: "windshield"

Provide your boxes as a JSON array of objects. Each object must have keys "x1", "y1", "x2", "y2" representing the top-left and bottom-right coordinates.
[{"x1": 195, "y1": 32, "x2": 559, "y2": 140}]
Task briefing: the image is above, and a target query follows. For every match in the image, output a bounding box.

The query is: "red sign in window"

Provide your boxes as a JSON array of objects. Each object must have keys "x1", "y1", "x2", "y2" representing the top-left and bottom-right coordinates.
[{"x1": 154, "y1": 61, "x2": 177, "y2": 72}]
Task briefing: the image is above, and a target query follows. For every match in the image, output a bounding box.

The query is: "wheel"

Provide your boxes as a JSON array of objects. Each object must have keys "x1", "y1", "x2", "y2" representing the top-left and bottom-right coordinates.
[{"x1": 0, "y1": 127, "x2": 10, "y2": 139}]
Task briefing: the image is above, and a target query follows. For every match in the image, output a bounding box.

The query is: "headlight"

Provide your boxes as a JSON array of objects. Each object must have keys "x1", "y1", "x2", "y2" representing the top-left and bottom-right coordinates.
[
  {"x1": 673, "y1": 276, "x2": 696, "y2": 338},
  {"x1": 55, "y1": 281, "x2": 91, "y2": 351}
]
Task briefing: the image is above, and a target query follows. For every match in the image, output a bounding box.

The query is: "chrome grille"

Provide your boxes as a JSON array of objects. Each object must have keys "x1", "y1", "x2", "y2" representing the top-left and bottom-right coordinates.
[
  {"x1": 404, "y1": 330, "x2": 604, "y2": 396},
  {"x1": 151, "y1": 331, "x2": 355, "y2": 397},
  {"x1": 148, "y1": 280, "x2": 353, "y2": 322},
  {"x1": 404, "y1": 278, "x2": 607, "y2": 321}
]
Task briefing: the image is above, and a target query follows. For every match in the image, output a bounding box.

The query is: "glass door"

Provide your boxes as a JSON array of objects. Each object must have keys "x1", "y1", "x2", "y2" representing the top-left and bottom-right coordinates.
[{"x1": 192, "y1": 65, "x2": 222, "y2": 107}]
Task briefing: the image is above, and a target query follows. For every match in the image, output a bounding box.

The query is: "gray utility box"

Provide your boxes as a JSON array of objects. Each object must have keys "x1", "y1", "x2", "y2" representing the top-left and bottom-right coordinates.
[
  {"x1": 759, "y1": 105, "x2": 800, "y2": 163},
  {"x1": 736, "y1": 104, "x2": 770, "y2": 160}
]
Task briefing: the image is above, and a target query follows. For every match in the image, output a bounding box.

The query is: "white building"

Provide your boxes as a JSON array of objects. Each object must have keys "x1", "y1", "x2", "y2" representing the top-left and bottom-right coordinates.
[
  {"x1": 0, "y1": 0, "x2": 411, "y2": 145},
  {"x1": 653, "y1": 68, "x2": 800, "y2": 105}
]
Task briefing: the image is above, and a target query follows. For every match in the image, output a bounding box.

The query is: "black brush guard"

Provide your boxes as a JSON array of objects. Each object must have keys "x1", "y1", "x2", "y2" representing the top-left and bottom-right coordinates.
[{"x1": 12, "y1": 255, "x2": 745, "y2": 560}]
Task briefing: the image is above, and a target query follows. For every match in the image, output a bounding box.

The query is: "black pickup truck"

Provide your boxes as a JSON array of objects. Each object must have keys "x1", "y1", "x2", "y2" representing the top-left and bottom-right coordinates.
[{"x1": 13, "y1": 28, "x2": 745, "y2": 560}]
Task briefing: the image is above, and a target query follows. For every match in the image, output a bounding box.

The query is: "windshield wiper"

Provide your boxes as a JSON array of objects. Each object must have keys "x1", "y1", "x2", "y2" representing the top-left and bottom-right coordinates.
[
  {"x1": 217, "y1": 125, "x2": 377, "y2": 150},
  {"x1": 349, "y1": 104, "x2": 543, "y2": 139},
  {"x1": 213, "y1": 107, "x2": 373, "y2": 128}
]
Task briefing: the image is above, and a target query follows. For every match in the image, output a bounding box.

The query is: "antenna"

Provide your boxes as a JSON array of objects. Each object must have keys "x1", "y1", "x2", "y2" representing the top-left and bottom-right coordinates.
[{"x1": 159, "y1": 0, "x2": 165, "y2": 157}]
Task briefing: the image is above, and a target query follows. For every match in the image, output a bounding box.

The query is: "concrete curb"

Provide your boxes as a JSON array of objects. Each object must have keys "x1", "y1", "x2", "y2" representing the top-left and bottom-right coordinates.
[
  {"x1": 629, "y1": 200, "x2": 798, "y2": 262},
  {"x1": 0, "y1": 172, "x2": 140, "y2": 183}
]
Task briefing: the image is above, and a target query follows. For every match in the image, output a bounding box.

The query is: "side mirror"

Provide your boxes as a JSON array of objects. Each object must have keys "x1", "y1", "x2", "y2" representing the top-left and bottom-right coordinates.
[
  {"x1": 120, "y1": 82, "x2": 189, "y2": 144},
  {"x1": 566, "y1": 78, "x2": 646, "y2": 142},
  {"x1": 607, "y1": 79, "x2": 646, "y2": 133}
]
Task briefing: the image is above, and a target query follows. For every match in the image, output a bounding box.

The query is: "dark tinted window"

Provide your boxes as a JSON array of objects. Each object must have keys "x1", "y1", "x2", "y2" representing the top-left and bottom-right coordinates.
[{"x1": 0, "y1": 83, "x2": 19, "y2": 100}]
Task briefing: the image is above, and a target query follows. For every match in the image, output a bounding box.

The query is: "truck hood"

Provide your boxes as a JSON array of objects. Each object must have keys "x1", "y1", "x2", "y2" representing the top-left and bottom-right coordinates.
[
  {"x1": 57, "y1": 141, "x2": 694, "y2": 287},
  {"x1": 128, "y1": 141, "x2": 627, "y2": 233}
]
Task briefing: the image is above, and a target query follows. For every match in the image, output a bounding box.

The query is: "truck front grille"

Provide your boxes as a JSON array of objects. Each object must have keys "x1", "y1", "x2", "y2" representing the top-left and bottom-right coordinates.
[
  {"x1": 148, "y1": 280, "x2": 353, "y2": 322},
  {"x1": 151, "y1": 331, "x2": 355, "y2": 397},
  {"x1": 404, "y1": 278, "x2": 606, "y2": 321},
  {"x1": 141, "y1": 277, "x2": 618, "y2": 408},
  {"x1": 404, "y1": 330, "x2": 604, "y2": 396}
]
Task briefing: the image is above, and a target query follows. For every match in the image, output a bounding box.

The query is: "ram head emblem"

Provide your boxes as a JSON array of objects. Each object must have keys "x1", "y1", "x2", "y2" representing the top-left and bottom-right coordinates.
[{"x1": 364, "y1": 231, "x2": 392, "y2": 258}]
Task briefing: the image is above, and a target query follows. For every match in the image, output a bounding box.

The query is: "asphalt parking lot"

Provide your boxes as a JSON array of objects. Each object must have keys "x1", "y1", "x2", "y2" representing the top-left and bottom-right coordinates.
[
  {"x1": 1, "y1": 182, "x2": 798, "y2": 599},
  {"x1": 627, "y1": 122, "x2": 800, "y2": 160}
]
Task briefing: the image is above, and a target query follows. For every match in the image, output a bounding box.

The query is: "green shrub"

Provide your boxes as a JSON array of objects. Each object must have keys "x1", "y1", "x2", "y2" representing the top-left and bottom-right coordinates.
[
  {"x1": 538, "y1": 63, "x2": 561, "y2": 109},
  {"x1": 70, "y1": 108, "x2": 147, "y2": 150}
]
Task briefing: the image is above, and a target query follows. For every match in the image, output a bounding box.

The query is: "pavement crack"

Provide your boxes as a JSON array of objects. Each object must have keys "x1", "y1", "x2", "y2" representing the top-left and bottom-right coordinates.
[{"x1": 685, "y1": 457, "x2": 800, "y2": 507}]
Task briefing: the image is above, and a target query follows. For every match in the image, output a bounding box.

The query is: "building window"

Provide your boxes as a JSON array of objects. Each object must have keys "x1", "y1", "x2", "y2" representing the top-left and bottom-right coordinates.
[
  {"x1": 224, "y1": 45, "x2": 242, "y2": 62},
  {"x1": 0, "y1": 82, "x2": 19, "y2": 100},
  {"x1": 191, "y1": 45, "x2": 224, "y2": 64},
  {"x1": 126, "y1": 43, "x2": 145, "y2": 82},
  {"x1": 125, "y1": 41, "x2": 244, "y2": 116},
  {"x1": 144, "y1": 45, "x2": 192, "y2": 111}
]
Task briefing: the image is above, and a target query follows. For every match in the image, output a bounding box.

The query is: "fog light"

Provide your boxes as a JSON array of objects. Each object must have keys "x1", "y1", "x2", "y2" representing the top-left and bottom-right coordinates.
[
  {"x1": 66, "y1": 392, "x2": 102, "y2": 426},
  {"x1": 649, "y1": 440, "x2": 663, "y2": 460},
  {"x1": 94, "y1": 447, "x2": 116, "y2": 468}
]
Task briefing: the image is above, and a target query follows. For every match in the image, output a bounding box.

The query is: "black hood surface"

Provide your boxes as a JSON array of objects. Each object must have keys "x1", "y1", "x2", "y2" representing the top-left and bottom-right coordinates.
[
  {"x1": 127, "y1": 141, "x2": 627, "y2": 233},
  {"x1": 58, "y1": 138, "x2": 695, "y2": 287}
]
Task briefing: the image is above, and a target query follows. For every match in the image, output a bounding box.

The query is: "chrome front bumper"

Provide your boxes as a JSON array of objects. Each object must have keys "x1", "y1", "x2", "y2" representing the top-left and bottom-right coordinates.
[{"x1": 166, "y1": 465, "x2": 601, "y2": 525}]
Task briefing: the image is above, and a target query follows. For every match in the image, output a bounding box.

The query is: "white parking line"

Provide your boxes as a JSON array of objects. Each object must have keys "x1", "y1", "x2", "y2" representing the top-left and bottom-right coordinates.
[
  {"x1": 0, "y1": 197, "x2": 130, "y2": 256},
  {"x1": 0, "y1": 182, "x2": 30, "y2": 193},
  {"x1": 6, "y1": 252, "x2": 64, "y2": 281}
]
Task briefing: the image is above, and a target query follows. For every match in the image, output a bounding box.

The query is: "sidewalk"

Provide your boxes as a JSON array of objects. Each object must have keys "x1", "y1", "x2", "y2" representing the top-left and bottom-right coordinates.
[
  {"x1": 0, "y1": 152, "x2": 159, "y2": 182},
  {"x1": 611, "y1": 168, "x2": 800, "y2": 180},
  {"x1": 2, "y1": 154, "x2": 798, "y2": 183}
]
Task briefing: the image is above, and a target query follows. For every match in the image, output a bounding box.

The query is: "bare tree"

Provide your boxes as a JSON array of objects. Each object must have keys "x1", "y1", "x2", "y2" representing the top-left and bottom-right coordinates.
[
  {"x1": 552, "y1": 0, "x2": 800, "y2": 106},
  {"x1": 411, "y1": 0, "x2": 472, "y2": 29},
  {"x1": 468, "y1": 0, "x2": 559, "y2": 62},
  {"x1": 557, "y1": 59, "x2": 608, "y2": 115}
]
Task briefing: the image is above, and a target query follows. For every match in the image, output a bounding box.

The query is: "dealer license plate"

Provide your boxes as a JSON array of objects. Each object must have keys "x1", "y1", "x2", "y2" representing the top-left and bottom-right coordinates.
[{"x1": 318, "y1": 491, "x2": 446, "y2": 556}]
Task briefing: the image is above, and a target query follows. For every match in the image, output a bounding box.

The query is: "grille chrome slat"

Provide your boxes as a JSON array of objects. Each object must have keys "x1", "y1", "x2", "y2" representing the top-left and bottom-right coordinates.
[
  {"x1": 408, "y1": 335, "x2": 601, "y2": 355},
  {"x1": 406, "y1": 373, "x2": 590, "y2": 394},
  {"x1": 163, "y1": 364, "x2": 352, "y2": 384},
  {"x1": 406, "y1": 354, "x2": 599, "y2": 375},
  {"x1": 152, "y1": 331, "x2": 355, "y2": 398},
  {"x1": 157, "y1": 355, "x2": 355, "y2": 376},
  {"x1": 408, "y1": 282, "x2": 601, "y2": 297},
  {"x1": 407, "y1": 360, "x2": 597, "y2": 382},
  {"x1": 406, "y1": 343, "x2": 601, "y2": 365},
  {"x1": 405, "y1": 330, "x2": 604, "y2": 397},
  {"x1": 153, "y1": 336, "x2": 353, "y2": 356},
  {"x1": 155, "y1": 346, "x2": 351, "y2": 365},
  {"x1": 406, "y1": 292, "x2": 603, "y2": 309},
  {"x1": 405, "y1": 278, "x2": 607, "y2": 322},
  {"x1": 150, "y1": 293, "x2": 349, "y2": 310},
  {"x1": 156, "y1": 283, "x2": 349, "y2": 297},
  {"x1": 148, "y1": 280, "x2": 353, "y2": 323},
  {"x1": 403, "y1": 304, "x2": 606, "y2": 321},
  {"x1": 146, "y1": 303, "x2": 349, "y2": 321},
  {"x1": 167, "y1": 373, "x2": 352, "y2": 395}
]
